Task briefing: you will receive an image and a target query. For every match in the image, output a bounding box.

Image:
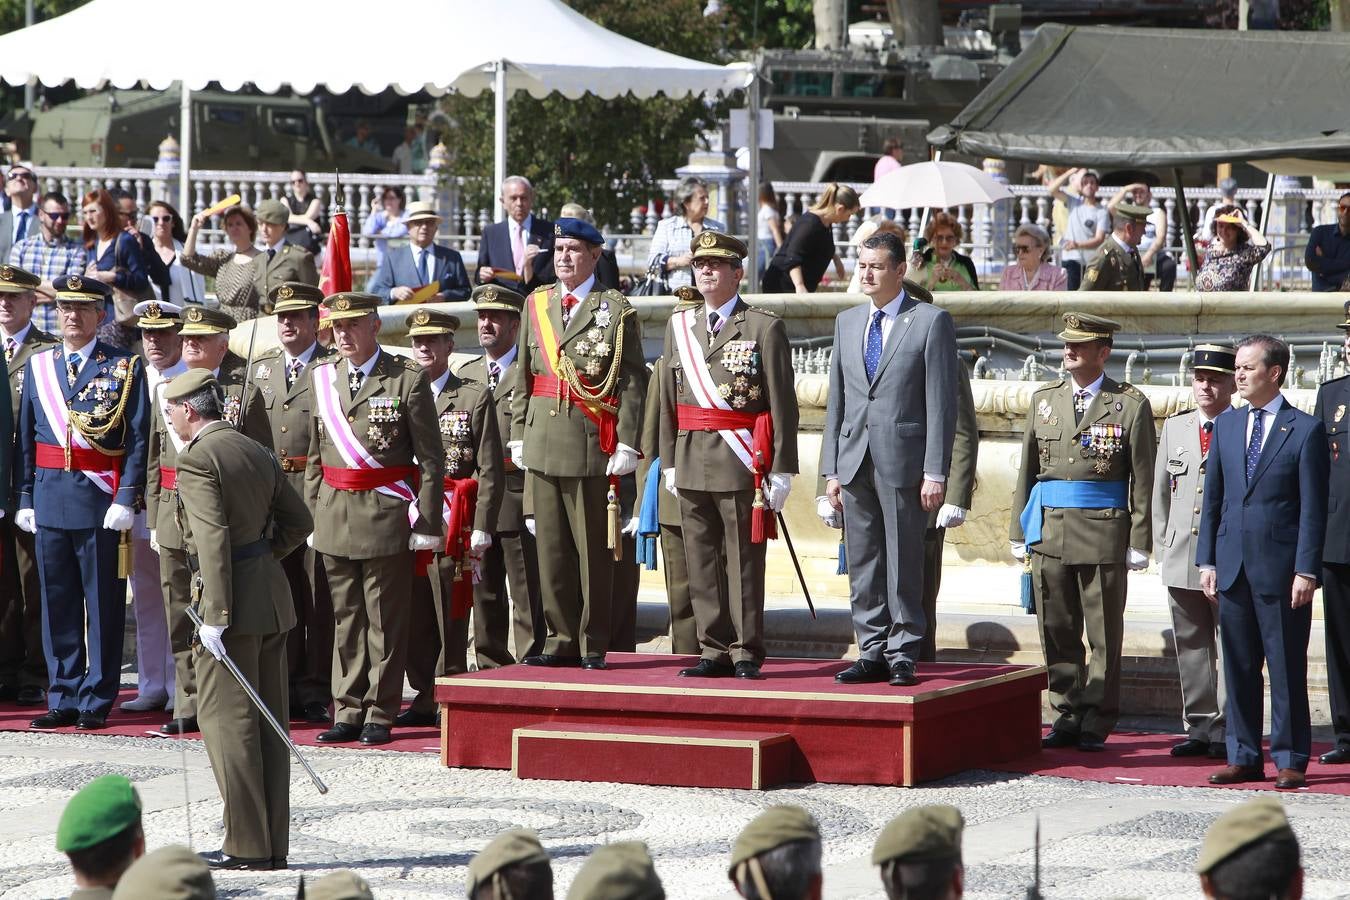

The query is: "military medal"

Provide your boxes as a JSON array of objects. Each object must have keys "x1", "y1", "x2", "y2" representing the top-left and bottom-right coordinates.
[
  {"x1": 255, "y1": 363, "x2": 270, "y2": 380},
  {"x1": 223, "y1": 394, "x2": 242, "y2": 426},
  {"x1": 595, "y1": 302, "x2": 612, "y2": 327},
  {"x1": 1037, "y1": 400, "x2": 1051, "y2": 422},
  {"x1": 1337, "y1": 404, "x2": 1346, "y2": 424}
]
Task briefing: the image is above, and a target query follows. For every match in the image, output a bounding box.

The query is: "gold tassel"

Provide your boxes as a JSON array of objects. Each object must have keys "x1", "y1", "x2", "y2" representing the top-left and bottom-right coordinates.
[
  {"x1": 117, "y1": 529, "x2": 131, "y2": 579},
  {"x1": 607, "y1": 482, "x2": 620, "y2": 558}
]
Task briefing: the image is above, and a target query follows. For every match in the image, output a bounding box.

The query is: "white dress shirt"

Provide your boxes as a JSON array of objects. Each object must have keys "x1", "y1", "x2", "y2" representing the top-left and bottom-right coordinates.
[
  {"x1": 285, "y1": 342, "x2": 318, "y2": 372},
  {"x1": 487, "y1": 344, "x2": 518, "y2": 383},
  {"x1": 2, "y1": 322, "x2": 31, "y2": 351},
  {"x1": 858, "y1": 292, "x2": 905, "y2": 355},
  {"x1": 1243, "y1": 393, "x2": 1284, "y2": 455},
  {"x1": 430, "y1": 368, "x2": 451, "y2": 399},
  {"x1": 348, "y1": 349, "x2": 381, "y2": 380},
  {"x1": 704, "y1": 295, "x2": 740, "y2": 336},
  {"x1": 64, "y1": 338, "x2": 97, "y2": 375},
  {"x1": 1070, "y1": 372, "x2": 1106, "y2": 402}
]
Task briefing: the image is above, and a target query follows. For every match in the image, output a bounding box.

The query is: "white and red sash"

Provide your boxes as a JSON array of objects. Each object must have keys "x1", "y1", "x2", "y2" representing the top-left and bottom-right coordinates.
[
  {"x1": 31, "y1": 348, "x2": 117, "y2": 495},
  {"x1": 673, "y1": 307, "x2": 755, "y2": 472},
  {"x1": 313, "y1": 363, "x2": 417, "y2": 521}
]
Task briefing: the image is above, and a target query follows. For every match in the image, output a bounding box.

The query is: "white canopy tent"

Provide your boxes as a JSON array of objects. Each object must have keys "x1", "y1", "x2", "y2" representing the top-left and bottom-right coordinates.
[{"x1": 0, "y1": 0, "x2": 754, "y2": 225}]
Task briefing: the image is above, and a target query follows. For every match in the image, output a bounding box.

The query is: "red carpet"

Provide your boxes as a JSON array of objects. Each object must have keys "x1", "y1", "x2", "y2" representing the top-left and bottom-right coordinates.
[
  {"x1": 0, "y1": 689, "x2": 440, "y2": 753},
  {"x1": 986, "y1": 729, "x2": 1350, "y2": 796}
]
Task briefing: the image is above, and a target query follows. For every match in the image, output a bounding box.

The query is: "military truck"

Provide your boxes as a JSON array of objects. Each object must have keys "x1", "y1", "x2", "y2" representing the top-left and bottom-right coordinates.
[{"x1": 23, "y1": 89, "x2": 394, "y2": 173}]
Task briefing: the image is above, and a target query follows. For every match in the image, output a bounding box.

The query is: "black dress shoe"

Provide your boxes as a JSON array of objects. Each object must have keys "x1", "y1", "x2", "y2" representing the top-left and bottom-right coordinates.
[
  {"x1": 0, "y1": 682, "x2": 16, "y2": 701},
  {"x1": 889, "y1": 661, "x2": 918, "y2": 687},
  {"x1": 1170, "y1": 738, "x2": 1209, "y2": 757},
  {"x1": 76, "y1": 712, "x2": 106, "y2": 730},
  {"x1": 678, "y1": 659, "x2": 734, "y2": 678},
  {"x1": 1208, "y1": 742, "x2": 1227, "y2": 759},
  {"x1": 734, "y1": 661, "x2": 763, "y2": 680},
  {"x1": 271, "y1": 857, "x2": 287, "y2": 870},
  {"x1": 522, "y1": 654, "x2": 583, "y2": 667},
  {"x1": 199, "y1": 849, "x2": 275, "y2": 870},
  {"x1": 159, "y1": 716, "x2": 199, "y2": 735},
  {"x1": 316, "y1": 722, "x2": 361, "y2": 744},
  {"x1": 360, "y1": 723, "x2": 392, "y2": 745},
  {"x1": 1041, "y1": 728, "x2": 1078, "y2": 749},
  {"x1": 301, "y1": 701, "x2": 332, "y2": 724},
  {"x1": 1077, "y1": 733, "x2": 1106, "y2": 752},
  {"x1": 582, "y1": 656, "x2": 608, "y2": 671},
  {"x1": 1320, "y1": 746, "x2": 1350, "y2": 765},
  {"x1": 30, "y1": 708, "x2": 78, "y2": 729},
  {"x1": 835, "y1": 659, "x2": 889, "y2": 684},
  {"x1": 394, "y1": 707, "x2": 437, "y2": 727},
  {"x1": 15, "y1": 685, "x2": 45, "y2": 706}
]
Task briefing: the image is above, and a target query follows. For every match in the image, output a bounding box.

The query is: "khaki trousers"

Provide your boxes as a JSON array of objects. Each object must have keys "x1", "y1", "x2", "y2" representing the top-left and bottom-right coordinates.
[
  {"x1": 680, "y1": 488, "x2": 766, "y2": 666},
  {"x1": 0, "y1": 520, "x2": 48, "y2": 689},
  {"x1": 324, "y1": 551, "x2": 412, "y2": 727},
  {"x1": 159, "y1": 546, "x2": 196, "y2": 718},
  {"x1": 1167, "y1": 585, "x2": 1226, "y2": 742},
  {"x1": 661, "y1": 524, "x2": 697, "y2": 654},
  {"x1": 529, "y1": 473, "x2": 613, "y2": 659},
  {"x1": 477, "y1": 528, "x2": 544, "y2": 662}
]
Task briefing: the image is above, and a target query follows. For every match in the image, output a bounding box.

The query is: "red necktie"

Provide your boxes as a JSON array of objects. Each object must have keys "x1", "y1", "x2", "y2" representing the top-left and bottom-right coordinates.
[{"x1": 1200, "y1": 420, "x2": 1213, "y2": 457}]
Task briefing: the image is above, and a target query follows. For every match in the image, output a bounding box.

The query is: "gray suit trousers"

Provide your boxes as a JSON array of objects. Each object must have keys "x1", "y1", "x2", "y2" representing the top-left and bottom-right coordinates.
[
  {"x1": 1167, "y1": 586, "x2": 1226, "y2": 742},
  {"x1": 842, "y1": 453, "x2": 926, "y2": 665}
]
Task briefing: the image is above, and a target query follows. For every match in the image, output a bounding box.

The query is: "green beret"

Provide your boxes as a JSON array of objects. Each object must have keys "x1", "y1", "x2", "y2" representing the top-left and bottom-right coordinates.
[
  {"x1": 1195, "y1": 797, "x2": 1296, "y2": 875},
  {"x1": 256, "y1": 199, "x2": 290, "y2": 225},
  {"x1": 56, "y1": 775, "x2": 142, "y2": 852},
  {"x1": 307, "y1": 870, "x2": 374, "y2": 900},
  {"x1": 566, "y1": 841, "x2": 664, "y2": 900},
  {"x1": 1058, "y1": 311, "x2": 1121, "y2": 344},
  {"x1": 467, "y1": 828, "x2": 550, "y2": 895},
  {"x1": 872, "y1": 805, "x2": 964, "y2": 865},
  {"x1": 111, "y1": 845, "x2": 215, "y2": 900},
  {"x1": 729, "y1": 805, "x2": 821, "y2": 872},
  {"x1": 163, "y1": 368, "x2": 220, "y2": 403}
]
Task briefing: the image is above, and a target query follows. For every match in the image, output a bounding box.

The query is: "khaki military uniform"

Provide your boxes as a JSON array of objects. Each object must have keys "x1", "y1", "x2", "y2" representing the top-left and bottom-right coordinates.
[
  {"x1": 1010, "y1": 375, "x2": 1155, "y2": 739},
  {"x1": 659, "y1": 298, "x2": 800, "y2": 666},
  {"x1": 146, "y1": 350, "x2": 272, "y2": 719},
  {"x1": 0, "y1": 324, "x2": 57, "y2": 696},
  {"x1": 305, "y1": 350, "x2": 443, "y2": 728},
  {"x1": 253, "y1": 245, "x2": 319, "y2": 313},
  {"x1": 459, "y1": 353, "x2": 543, "y2": 661},
  {"x1": 509, "y1": 282, "x2": 646, "y2": 661},
  {"x1": 177, "y1": 419, "x2": 311, "y2": 863},
  {"x1": 252, "y1": 341, "x2": 336, "y2": 710},
  {"x1": 1081, "y1": 236, "x2": 1144, "y2": 292},
  {"x1": 406, "y1": 371, "x2": 503, "y2": 714}
]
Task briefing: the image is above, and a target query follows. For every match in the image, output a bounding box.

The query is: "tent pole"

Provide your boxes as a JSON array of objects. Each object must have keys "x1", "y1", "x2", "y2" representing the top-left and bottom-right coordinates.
[
  {"x1": 917, "y1": 149, "x2": 941, "y2": 242},
  {"x1": 1252, "y1": 171, "x2": 1276, "y2": 291},
  {"x1": 1172, "y1": 168, "x2": 1198, "y2": 291},
  {"x1": 493, "y1": 61, "x2": 507, "y2": 223},
  {"x1": 179, "y1": 83, "x2": 191, "y2": 214},
  {"x1": 746, "y1": 70, "x2": 761, "y2": 294}
]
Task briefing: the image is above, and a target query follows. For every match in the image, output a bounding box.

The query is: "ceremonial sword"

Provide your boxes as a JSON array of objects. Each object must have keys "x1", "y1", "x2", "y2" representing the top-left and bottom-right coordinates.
[
  {"x1": 776, "y1": 512, "x2": 816, "y2": 619},
  {"x1": 187, "y1": 607, "x2": 329, "y2": 794}
]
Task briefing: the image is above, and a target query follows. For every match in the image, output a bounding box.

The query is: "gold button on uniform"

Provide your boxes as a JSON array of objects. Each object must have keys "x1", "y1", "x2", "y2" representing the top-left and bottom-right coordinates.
[
  {"x1": 282, "y1": 403, "x2": 289, "y2": 411},
  {"x1": 348, "y1": 416, "x2": 355, "y2": 423},
  {"x1": 280, "y1": 425, "x2": 288, "y2": 433},
  {"x1": 1191, "y1": 527, "x2": 1199, "y2": 535},
  {"x1": 549, "y1": 410, "x2": 557, "y2": 417}
]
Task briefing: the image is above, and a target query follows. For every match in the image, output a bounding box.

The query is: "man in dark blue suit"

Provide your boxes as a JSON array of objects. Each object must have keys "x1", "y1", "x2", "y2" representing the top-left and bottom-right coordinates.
[
  {"x1": 475, "y1": 176, "x2": 555, "y2": 294},
  {"x1": 1196, "y1": 334, "x2": 1328, "y2": 790},
  {"x1": 15, "y1": 275, "x2": 149, "y2": 730},
  {"x1": 367, "y1": 202, "x2": 470, "y2": 304}
]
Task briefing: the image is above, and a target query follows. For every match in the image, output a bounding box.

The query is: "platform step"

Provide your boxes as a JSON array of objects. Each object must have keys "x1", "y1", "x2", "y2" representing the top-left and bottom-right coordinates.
[{"x1": 511, "y1": 722, "x2": 796, "y2": 790}]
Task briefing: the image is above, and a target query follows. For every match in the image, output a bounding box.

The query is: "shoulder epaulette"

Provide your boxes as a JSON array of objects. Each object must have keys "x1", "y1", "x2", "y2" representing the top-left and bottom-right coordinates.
[
  {"x1": 1035, "y1": 379, "x2": 1065, "y2": 392},
  {"x1": 1322, "y1": 373, "x2": 1350, "y2": 386},
  {"x1": 312, "y1": 356, "x2": 338, "y2": 368},
  {"x1": 1120, "y1": 384, "x2": 1146, "y2": 400},
  {"x1": 744, "y1": 305, "x2": 781, "y2": 320}
]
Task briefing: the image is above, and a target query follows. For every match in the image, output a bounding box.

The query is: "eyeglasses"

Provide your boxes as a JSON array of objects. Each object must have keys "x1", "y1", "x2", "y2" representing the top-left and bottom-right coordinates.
[
  {"x1": 6, "y1": 171, "x2": 32, "y2": 182},
  {"x1": 1013, "y1": 244, "x2": 1038, "y2": 254},
  {"x1": 43, "y1": 210, "x2": 69, "y2": 220},
  {"x1": 150, "y1": 215, "x2": 173, "y2": 223}
]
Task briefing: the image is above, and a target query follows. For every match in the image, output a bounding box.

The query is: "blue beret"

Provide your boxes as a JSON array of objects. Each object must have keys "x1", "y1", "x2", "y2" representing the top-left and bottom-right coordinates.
[
  {"x1": 53, "y1": 274, "x2": 112, "y2": 302},
  {"x1": 553, "y1": 217, "x2": 605, "y2": 245}
]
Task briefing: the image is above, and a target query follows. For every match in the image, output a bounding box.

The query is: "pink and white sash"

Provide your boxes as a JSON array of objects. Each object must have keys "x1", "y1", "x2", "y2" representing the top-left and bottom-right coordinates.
[
  {"x1": 31, "y1": 348, "x2": 117, "y2": 494},
  {"x1": 672, "y1": 308, "x2": 755, "y2": 472}
]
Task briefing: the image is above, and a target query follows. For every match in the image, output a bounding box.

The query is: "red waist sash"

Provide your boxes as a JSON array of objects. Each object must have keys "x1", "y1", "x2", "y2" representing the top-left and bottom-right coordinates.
[
  {"x1": 321, "y1": 465, "x2": 418, "y2": 492},
  {"x1": 530, "y1": 373, "x2": 618, "y2": 455},
  {"x1": 36, "y1": 442, "x2": 122, "y2": 473},
  {"x1": 160, "y1": 466, "x2": 177, "y2": 491}
]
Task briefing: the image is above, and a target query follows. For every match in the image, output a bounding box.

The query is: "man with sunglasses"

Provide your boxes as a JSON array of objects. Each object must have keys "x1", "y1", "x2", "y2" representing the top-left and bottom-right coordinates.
[
  {"x1": 9, "y1": 192, "x2": 85, "y2": 335},
  {"x1": 0, "y1": 164, "x2": 38, "y2": 263}
]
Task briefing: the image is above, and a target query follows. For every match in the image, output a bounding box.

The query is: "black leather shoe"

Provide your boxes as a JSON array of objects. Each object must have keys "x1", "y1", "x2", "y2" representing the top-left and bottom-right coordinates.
[
  {"x1": 30, "y1": 708, "x2": 78, "y2": 729},
  {"x1": 734, "y1": 661, "x2": 763, "y2": 680},
  {"x1": 76, "y1": 712, "x2": 106, "y2": 730},
  {"x1": 889, "y1": 661, "x2": 918, "y2": 687},
  {"x1": 1041, "y1": 728, "x2": 1078, "y2": 749},
  {"x1": 1208, "y1": 742, "x2": 1227, "y2": 759},
  {"x1": 270, "y1": 858, "x2": 287, "y2": 870},
  {"x1": 678, "y1": 659, "x2": 734, "y2": 678},
  {"x1": 15, "y1": 685, "x2": 45, "y2": 706},
  {"x1": 301, "y1": 701, "x2": 332, "y2": 724},
  {"x1": 199, "y1": 849, "x2": 275, "y2": 871},
  {"x1": 159, "y1": 716, "x2": 199, "y2": 735},
  {"x1": 1078, "y1": 733, "x2": 1106, "y2": 752},
  {"x1": 1321, "y1": 746, "x2": 1350, "y2": 765},
  {"x1": 0, "y1": 682, "x2": 16, "y2": 701},
  {"x1": 522, "y1": 654, "x2": 583, "y2": 667},
  {"x1": 360, "y1": 723, "x2": 392, "y2": 745},
  {"x1": 582, "y1": 656, "x2": 608, "y2": 671},
  {"x1": 1170, "y1": 738, "x2": 1209, "y2": 757},
  {"x1": 835, "y1": 659, "x2": 889, "y2": 684},
  {"x1": 316, "y1": 723, "x2": 361, "y2": 744},
  {"x1": 394, "y1": 708, "x2": 437, "y2": 727}
]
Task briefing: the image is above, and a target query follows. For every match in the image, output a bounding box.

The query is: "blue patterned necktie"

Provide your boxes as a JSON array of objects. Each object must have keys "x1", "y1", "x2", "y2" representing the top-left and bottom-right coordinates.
[
  {"x1": 418, "y1": 249, "x2": 430, "y2": 286},
  {"x1": 66, "y1": 352, "x2": 81, "y2": 387},
  {"x1": 864, "y1": 309, "x2": 884, "y2": 381},
  {"x1": 15, "y1": 210, "x2": 27, "y2": 243},
  {"x1": 1246, "y1": 406, "x2": 1265, "y2": 480}
]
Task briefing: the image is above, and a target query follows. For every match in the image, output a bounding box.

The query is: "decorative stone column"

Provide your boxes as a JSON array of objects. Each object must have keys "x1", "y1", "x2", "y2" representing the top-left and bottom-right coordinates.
[{"x1": 152, "y1": 135, "x2": 180, "y2": 206}]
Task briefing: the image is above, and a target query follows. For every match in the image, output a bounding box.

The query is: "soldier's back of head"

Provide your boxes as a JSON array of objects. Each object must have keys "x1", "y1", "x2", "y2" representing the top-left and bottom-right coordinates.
[
  {"x1": 56, "y1": 775, "x2": 146, "y2": 891},
  {"x1": 872, "y1": 805, "x2": 964, "y2": 900},
  {"x1": 1197, "y1": 798, "x2": 1302, "y2": 900},
  {"x1": 468, "y1": 828, "x2": 553, "y2": 900},
  {"x1": 728, "y1": 805, "x2": 823, "y2": 900}
]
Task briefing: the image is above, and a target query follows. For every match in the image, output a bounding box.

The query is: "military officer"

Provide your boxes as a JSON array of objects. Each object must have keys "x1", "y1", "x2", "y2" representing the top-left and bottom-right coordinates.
[
  {"x1": 147, "y1": 304, "x2": 271, "y2": 736},
  {"x1": 397, "y1": 308, "x2": 502, "y2": 726},
  {"x1": 507, "y1": 218, "x2": 646, "y2": 670},
  {"x1": 466, "y1": 828, "x2": 553, "y2": 900},
  {"x1": 1153, "y1": 344, "x2": 1235, "y2": 760},
  {"x1": 457, "y1": 284, "x2": 543, "y2": 662},
  {"x1": 253, "y1": 199, "x2": 319, "y2": 309},
  {"x1": 251, "y1": 281, "x2": 337, "y2": 725},
  {"x1": 121, "y1": 300, "x2": 185, "y2": 714},
  {"x1": 306, "y1": 292, "x2": 443, "y2": 745},
  {"x1": 0, "y1": 264, "x2": 54, "y2": 707},
  {"x1": 660, "y1": 231, "x2": 799, "y2": 680},
  {"x1": 728, "y1": 805, "x2": 823, "y2": 900},
  {"x1": 165, "y1": 368, "x2": 311, "y2": 871},
  {"x1": 566, "y1": 842, "x2": 664, "y2": 900},
  {"x1": 1317, "y1": 303, "x2": 1350, "y2": 765},
  {"x1": 1080, "y1": 202, "x2": 1150, "y2": 291},
  {"x1": 17, "y1": 274, "x2": 149, "y2": 730},
  {"x1": 1010, "y1": 312, "x2": 1155, "y2": 751},
  {"x1": 872, "y1": 805, "x2": 965, "y2": 900}
]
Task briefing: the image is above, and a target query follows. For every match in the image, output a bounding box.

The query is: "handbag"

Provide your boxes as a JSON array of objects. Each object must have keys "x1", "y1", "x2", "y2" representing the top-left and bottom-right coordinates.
[
  {"x1": 628, "y1": 262, "x2": 668, "y2": 298},
  {"x1": 110, "y1": 237, "x2": 156, "y2": 326}
]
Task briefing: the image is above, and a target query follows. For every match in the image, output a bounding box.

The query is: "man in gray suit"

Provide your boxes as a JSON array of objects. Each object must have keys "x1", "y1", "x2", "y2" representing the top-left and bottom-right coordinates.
[
  {"x1": 1153, "y1": 344, "x2": 1235, "y2": 760},
  {"x1": 820, "y1": 230, "x2": 958, "y2": 687}
]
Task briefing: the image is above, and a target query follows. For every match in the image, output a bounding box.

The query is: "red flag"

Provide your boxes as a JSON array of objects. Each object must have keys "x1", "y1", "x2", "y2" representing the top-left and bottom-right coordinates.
[{"x1": 319, "y1": 210, "x2": 352, "y2": 294}]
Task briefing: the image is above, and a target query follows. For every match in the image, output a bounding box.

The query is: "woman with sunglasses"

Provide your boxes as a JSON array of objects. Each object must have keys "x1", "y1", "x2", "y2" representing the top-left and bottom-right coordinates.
[
  {"x1": 147, "y1": 201, "x2": 205, "y2": 304},
  {"x1": 998, "y1": 223, "x2": 1068, "y2": 291},
  {"x1": 182, "y1": 204, "x2": 263, "y2": 321},
  {"x1": 1195, "y1": 205, "x2": 1271, "y2": 292},
  {"x1": 284, "y1": 169, "x2": 324, "y2": 255},
  {"x1": 81, "y1": 188, "x2": 148, "y2": 347},
  {"x1": 910, "y1": 211, "x2": 980, "y2": 292}
]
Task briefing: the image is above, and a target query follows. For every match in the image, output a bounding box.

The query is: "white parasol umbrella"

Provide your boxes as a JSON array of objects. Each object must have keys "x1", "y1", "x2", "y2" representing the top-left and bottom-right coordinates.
[{"x1": 859, "y1": 160, "x2": 1013, "y2": 209}]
